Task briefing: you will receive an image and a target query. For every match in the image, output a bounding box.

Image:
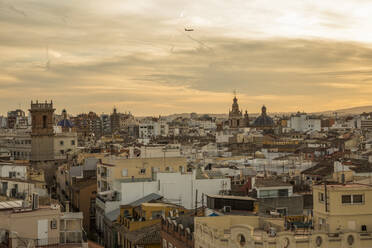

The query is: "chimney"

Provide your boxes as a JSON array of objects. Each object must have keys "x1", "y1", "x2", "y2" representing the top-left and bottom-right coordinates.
[{"x1": 65, "y1": 201, "x2": 70, "y2": 212}]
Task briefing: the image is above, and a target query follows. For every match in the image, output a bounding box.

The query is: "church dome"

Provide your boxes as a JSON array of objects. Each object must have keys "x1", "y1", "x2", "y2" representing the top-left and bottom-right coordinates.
[
  {"x1": 57, "y1": 119, "x2": 73, "y2": 128},
  {"x1": 253, "y1": 105, "x2": 274, "y2": 127},
  {"x1": 57, "y1": 109, "x2": 73, "y2": 128}
]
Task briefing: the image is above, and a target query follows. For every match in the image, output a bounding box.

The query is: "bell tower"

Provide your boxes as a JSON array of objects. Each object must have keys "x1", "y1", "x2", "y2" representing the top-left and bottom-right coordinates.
[{"x1": 29, "y1": 100, "x2": 55, "y2": 161}]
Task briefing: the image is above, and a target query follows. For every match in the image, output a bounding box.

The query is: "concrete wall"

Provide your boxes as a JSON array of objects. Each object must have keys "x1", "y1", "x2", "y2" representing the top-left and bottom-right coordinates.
[
  {"x1": 0, "y1": 208, "x2": 60, "y2": 241},
  {"x1": 258, "y1": 195, "x2": 304, "y2": 216}
]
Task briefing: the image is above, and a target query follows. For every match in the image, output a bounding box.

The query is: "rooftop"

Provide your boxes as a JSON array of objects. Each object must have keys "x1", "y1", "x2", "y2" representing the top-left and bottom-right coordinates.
[
  {"x1": 255, "y1": 178, "x2": 292, "y2": 187},
  {"x1": 124, "y1": 193, "x2": 163, "y2": 208},
  {"x1": 207, "y1": 194, "x2": 256, "y2": 201}
]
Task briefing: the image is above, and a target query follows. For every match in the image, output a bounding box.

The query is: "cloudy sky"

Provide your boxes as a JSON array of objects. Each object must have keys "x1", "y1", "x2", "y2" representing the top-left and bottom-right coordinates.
[{"x1": 1, "y1": 0, "x2": 372, "y2": 115}]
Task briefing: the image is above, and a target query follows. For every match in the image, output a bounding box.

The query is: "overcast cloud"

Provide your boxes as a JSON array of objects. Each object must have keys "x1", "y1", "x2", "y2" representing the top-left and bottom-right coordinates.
[{"x1": 1, "y1": 0, "x2": 372, "y2": 115}]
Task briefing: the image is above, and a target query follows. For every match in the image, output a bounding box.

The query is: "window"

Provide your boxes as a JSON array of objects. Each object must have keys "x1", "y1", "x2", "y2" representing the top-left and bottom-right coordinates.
[
  {"x1": 122, "y1": 169, "x2": 128, "y2": 177},
  {"x1": 342, "y1": 195, "x2": 352, "y2": 204},
  {"x1": 237, "y1": 234, "x2": 246, "y2": 246},
  {"x1": 140, "y1": 168, "x2": 146, "y2": 174},
  {"x1": 71, "y1": 140, "x2": 75, "y2": 145},
  {"x1": 60, "y1": 150, "x2": 64, "y2": 155},
  {"x1": 318, "y1": 192, "x2": 325, "y2": 203},
  {"x1": 353, "y1": 195, "x2": 363, "y2": 203},
  {"x1": 60, "y1": 141, "x2": 64, "y2": 146},
  {"x1": 51, "y1": 219, "x2": 57, "y2": 229},
  {"x1": 342, "y1": 194, "x2": 364, "y2": 204}
]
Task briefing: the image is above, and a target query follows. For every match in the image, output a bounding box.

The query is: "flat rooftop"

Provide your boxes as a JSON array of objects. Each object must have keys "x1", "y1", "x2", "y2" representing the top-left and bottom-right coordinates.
[{"x1": 207, "y1": 194, "x2": 256, "y2": 201}]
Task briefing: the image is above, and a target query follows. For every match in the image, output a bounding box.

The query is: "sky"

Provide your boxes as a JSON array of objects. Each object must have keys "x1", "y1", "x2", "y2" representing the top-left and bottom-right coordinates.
[{"x1": 1, "y1": 0, "x2": 372, "y2": 116}]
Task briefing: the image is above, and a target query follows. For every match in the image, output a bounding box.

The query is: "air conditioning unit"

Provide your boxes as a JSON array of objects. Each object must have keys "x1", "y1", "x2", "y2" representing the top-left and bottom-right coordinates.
[{"x1": 223, "y1": 206, "x2": 231, "y2": 213}]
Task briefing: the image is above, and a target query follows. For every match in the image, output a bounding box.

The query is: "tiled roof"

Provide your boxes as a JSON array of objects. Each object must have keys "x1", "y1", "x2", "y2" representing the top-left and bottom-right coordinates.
[{"x1": 301, "y1": 160, "x2": 333, "y2": 176}]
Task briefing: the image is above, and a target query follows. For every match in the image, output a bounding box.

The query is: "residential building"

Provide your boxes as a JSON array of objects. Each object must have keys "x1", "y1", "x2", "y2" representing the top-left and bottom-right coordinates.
[
  {"x1": 0, "y1": 200, "x2": 88, "y2": 247},
  {"x1": 161, "y1": 214, "x2": 194, "y2": 248},
  {"x1": 289, "y1": 112, "x2": 321, "y2": 132},
  {"x1": 119, "y1": 202, "x2": 186, "y2": 248},
  {"x1": 313, "y1": 183, "x2": 372, "y2": 233},
  {"x1": 96, "y1": 157, "x2": 187, "y2": 193}
]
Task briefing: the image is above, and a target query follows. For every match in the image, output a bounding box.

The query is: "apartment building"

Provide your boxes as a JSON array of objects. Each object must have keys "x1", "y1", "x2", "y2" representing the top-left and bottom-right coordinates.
[
  {"x1": 97, "y1": 157, "x2": 187, "y2": 193},
  {"x1": 0, "y1": 200, "x2": 87, "y2": 247},
  {"x1": 195, "y1": 183, "x2": 372, "y2": 248}
]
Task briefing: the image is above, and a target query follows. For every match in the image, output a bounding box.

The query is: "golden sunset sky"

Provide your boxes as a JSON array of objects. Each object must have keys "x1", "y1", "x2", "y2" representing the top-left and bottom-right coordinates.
[{"x1": 1, "y1": 0, "x2": 372, "y2": 115}]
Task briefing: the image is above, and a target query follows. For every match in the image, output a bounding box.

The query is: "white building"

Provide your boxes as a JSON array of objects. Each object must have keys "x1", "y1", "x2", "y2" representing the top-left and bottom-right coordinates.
[
  {"x1": 289, "y1": 113, "x2": 321, "y2": 132},
  {"x1": 96, "y1": 170, "x2": 230, "y2": 225},
  {"x1": 0, "y1": 116, "x2": 7, "y2": 128},
  {"x1": 117, "y1": 171, "x2": 230, "y2": 209},
  {"x1": 0, "y1": 129, "x2": 32, "y2": 160},
  {"x1": 139, "y1": 121, "x2": 169, "y2": 139},
  {"x1": 0, "y1": 162, "x2": 28, "y2": 180},
  {"x1": 129, "y1": 145, "x2": 182, "y2": 158}
]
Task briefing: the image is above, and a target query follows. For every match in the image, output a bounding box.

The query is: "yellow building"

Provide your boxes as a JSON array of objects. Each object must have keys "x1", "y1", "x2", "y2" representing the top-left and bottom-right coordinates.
[
  {"x1": 118, "y1": 202, "x2": 186, "y2": 248},
  {"x1": 97, "y1": 157, "x2": 187, "y2": 192}
]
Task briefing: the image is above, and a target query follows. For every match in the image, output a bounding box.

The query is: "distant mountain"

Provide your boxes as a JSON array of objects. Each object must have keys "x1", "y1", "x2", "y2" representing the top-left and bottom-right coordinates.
[
  {"x1": 315, "y1": 106, "x2": 372, "y2": 116},
  {"x1": 136, "y1": 106, "x2": 372, "y2": 119}
]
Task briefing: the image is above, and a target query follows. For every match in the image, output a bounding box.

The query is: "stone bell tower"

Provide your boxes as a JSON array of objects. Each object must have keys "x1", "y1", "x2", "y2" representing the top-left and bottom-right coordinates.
[{"x1": 29, "y1": 100, "x2": 55, "y2": 162}]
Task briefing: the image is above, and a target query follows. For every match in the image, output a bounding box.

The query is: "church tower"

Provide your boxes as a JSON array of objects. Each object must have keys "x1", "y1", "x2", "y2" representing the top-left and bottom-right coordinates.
[
  {"x1": 228, "y1": 96, "x2": 243, "y2": 128},
  {"x1": 244, "y1": 110, "x2": 250, "y2": 127},
  {"x1": 29, "y1": 100, "x2": 55, "y2": 162}
]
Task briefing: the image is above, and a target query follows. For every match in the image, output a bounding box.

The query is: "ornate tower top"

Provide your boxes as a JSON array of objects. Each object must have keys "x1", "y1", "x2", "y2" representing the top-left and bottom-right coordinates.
[{"x1": 262, "y1": 105, "x2": 267, "y2": 115}]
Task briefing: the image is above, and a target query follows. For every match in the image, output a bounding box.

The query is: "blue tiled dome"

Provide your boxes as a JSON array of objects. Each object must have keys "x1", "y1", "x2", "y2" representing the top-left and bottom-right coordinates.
[
  {"x1": 57, "y1": 109, "x2": 73, "y2": 128},
  {"x1": 57, "y1": 119, "x2": 73, "y2": 128}
]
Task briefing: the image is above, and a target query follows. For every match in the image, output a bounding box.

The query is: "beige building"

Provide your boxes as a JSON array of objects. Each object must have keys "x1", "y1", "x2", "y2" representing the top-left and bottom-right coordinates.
[
  {"x1": 313, "y1": 183, "x2": 372, "y2": 233},
  {"x1": 0, "y1": 200, "x2": 88, "y2": 247},
  {"x1": 195, "y1": 183, "x2": 372, "y2": 248},
  {"x1": 97, "y1": 157, "x2": 187, "y2": 192}
]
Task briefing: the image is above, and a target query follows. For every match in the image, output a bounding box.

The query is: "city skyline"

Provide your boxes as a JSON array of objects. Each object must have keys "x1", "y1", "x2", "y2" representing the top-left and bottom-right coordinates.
[{"x1": 2, "y1": 0, "x2": 372, "y2": 115}]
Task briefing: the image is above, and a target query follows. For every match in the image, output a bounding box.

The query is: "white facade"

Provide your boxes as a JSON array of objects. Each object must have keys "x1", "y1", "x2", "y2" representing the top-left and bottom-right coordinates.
[
  {"x1": 0, "y1": 116, "x2": 7, "y2": 128},
  {"x1": 289, "y1": 113, "x2": 321, "y2": 132},
  {"x1": 0, "y1": 163, "x2": 28, "y2": 180},
  {"x1": 139, "y1": 121, "x2": 169, "y2": 139},
  {"x1": 116, "y1": 171, "x2": 230, "y2": 209},
  {"x1": 137, "y1": 145, "x2": 181, "y2": 158},
  {"x1": 53, "y1": 132, "x2": 78, "y2": 160},
  {"x1": 0, "y1": 130, "x2": 32, "y2": 160}
]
